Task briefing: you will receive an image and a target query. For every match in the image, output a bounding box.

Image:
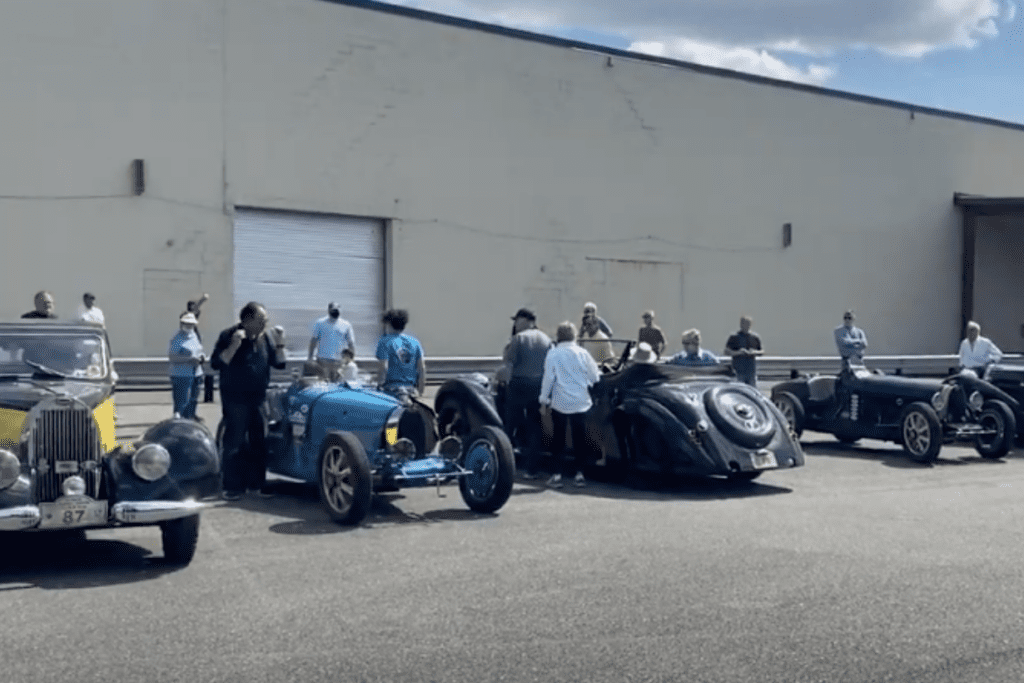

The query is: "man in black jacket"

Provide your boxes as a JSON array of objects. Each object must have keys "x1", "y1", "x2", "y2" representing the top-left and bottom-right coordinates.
[{"x1": 210, "y1": 302, "x2": 287, "y2": 500}]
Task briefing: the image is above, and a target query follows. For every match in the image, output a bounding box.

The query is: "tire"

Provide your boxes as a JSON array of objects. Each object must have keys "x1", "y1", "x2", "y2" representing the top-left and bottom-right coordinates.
[
  {"x1": 899, "y1": 402, "x2": 942, "y2": 463},
  {"x1": 704, "y1": 386, "x2": 777, "y2": 449},
  {"x1": 458, "y1": 426, "x2": 515, "y2": 514},
  {"x1": 161, "y1": 514, "x2": 200, "y2": 566},
  {"x1": 771, "y1": 392, "x2": 805, "y2": 438},
  {"x1": 975, "y1": 400, "x2": 1016, "y2": 459},
  {"x1": 317, "y1": 432, "x2": 373, "y2": 525}
]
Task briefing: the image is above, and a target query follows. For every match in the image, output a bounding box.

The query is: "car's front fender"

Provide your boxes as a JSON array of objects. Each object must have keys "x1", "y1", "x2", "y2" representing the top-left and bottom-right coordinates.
[{"x1": 106, "y1": 418, "x2": 221, "y2": 503}]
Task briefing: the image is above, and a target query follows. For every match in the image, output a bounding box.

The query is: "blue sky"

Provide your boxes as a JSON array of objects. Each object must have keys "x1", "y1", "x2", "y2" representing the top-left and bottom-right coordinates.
[{"x1": 382, "y1": 0, "x2": 1024, "y2": 126}]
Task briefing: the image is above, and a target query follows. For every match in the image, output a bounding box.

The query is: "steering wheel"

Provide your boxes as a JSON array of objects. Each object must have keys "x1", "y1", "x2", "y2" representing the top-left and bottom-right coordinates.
[{"x1": 603, "y1": 341, "x2": 634, "y2": 374}]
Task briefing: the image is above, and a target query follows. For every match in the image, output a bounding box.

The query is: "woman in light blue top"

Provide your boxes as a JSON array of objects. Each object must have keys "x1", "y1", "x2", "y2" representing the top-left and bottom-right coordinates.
[{"x1": 168, "y1": 312, "x2": 206, "y2": 419}]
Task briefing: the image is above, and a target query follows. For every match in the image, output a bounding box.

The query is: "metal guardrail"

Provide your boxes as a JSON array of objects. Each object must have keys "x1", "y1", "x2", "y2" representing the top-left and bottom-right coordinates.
[{"x1": 111, "y1": 353, "x2": 1023, "y2": 389}]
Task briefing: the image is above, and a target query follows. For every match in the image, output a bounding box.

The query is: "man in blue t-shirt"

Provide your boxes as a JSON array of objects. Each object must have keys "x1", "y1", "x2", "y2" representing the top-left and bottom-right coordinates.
[
  {"x1": 307, "y1": 301, "x2": 356, "y2": 381},
  {"x1": 375, "y1": 308, "x2": 425, "y2": 396}
]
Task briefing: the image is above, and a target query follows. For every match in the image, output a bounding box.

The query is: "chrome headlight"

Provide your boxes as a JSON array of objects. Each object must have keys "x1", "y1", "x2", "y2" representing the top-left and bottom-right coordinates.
[
  {"x1": 132, "y1": 443, "x2": 171, "y2": 482},
  {"x1": 62, "y1": 475, "x2": 86, "y2": 497},
  {"x1": 0, "y1": 449, "x2": 20, "y2": 490},
  {"x1": 931, "y1": 385, "x2": 952, "y2": 412},
  {"x1": 968, "y1": 391, "x2": 984, "y2": 412}
]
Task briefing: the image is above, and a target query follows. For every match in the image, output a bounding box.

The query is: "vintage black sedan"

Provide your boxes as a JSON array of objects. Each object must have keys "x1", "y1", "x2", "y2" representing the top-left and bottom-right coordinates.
[
  {"x1": 435, "y1": 361, "x2": 804, "y2": 482},
  {"x1": 771, "y1": 366, "x2": 1018, "y2": 462},
  {"x1": 0, "y1": 321, "x2": 220, "y2": 565}
]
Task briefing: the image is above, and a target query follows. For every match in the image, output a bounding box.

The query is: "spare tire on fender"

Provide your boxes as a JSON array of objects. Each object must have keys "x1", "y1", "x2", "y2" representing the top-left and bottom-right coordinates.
[{"x1": 703, "y1": 385, "x2": 776, "y2": 449}]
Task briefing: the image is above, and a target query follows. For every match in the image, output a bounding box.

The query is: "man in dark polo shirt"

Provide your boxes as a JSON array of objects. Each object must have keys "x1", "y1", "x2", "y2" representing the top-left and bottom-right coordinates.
[
  {"x1": 210, "y1": 302, "x2": 287, "y2": 500},
  {"x1": 723, "y1": 315, "x2": 763, "y2": 388},
  {"x1": 502, "y1": 307, "x2": 552, "y2": 478},
  {"x1": 21, "y1": 291, "x2": 57, "y2": 319}
]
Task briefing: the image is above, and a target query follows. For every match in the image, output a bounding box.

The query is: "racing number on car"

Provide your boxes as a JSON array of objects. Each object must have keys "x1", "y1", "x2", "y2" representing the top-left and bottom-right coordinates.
[{"x1": 63, "y1": 509, "x2": 86, "y2": 525}]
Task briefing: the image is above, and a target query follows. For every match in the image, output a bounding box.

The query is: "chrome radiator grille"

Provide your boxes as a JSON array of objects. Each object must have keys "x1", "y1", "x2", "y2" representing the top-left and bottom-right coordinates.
[{"x1": 32, "y1": 406, "x2": 102, "y2": 502}]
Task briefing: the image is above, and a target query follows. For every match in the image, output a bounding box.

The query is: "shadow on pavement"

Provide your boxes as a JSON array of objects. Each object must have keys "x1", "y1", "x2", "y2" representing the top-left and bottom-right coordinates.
[
  {"x1": 239, "y1": 481, "x2": 505, "y2": 534},
  {"x1": 802, "y1": 439, "x2": 1012, "y2": 469},
  {"x1": 0, "y1": 532, "x2": 180, "y2": 590},
  {"x1": 511, "y1": 468, "x2": 793, "y2": 502}
]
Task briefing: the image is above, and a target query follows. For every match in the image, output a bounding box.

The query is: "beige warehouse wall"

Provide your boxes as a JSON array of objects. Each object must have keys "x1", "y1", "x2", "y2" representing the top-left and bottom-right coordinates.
[
  {"x1": 0, "y1": 1, "x2": 230, "y2": 356},
  {"x1": 3, "y1": 0, "x2": 1024, "y2": 359},
  {"x1": 223, "y1": 0, "x2": 1024, "y2": 358}
]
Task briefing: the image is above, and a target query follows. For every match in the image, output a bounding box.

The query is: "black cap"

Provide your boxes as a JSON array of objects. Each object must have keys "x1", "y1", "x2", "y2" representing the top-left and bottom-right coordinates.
[{"x1": 511, "y1": 307, "x2": 536, "y2": 321}]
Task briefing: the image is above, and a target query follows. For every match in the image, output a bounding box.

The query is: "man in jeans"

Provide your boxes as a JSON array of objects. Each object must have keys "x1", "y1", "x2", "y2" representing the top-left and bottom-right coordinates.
[
  {"x1": 210, "y1": 302, "x2": 287, "y2": 501},
  {"x1": 502, "y1": 307, "x2": 552, "y2": 478}
]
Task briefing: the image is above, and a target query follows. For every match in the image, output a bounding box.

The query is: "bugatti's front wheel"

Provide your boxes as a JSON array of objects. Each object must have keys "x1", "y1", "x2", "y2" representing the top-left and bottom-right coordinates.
[
  {"x1": 459, "y1": 426, "x2": 515, "y2": 514},
  {"x1": 975, "y1": 400, "x2": 1015, "y2": 459},
  {"x1": 899, "y1": 402, "x2": 942, "y2": 463},
  {"x1": 318, "y1": 432, "x2": 373, "y2": 525},
  {"x1": 161, "y1": 514, "x2": 200, "y2": 566}
]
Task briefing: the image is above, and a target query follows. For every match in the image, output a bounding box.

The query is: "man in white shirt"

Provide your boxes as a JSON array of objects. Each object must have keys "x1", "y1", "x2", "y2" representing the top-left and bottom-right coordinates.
[
  {"x1": 959, "y1": 321, "x2": 1002, "y2": 374},
  {"x1": 76, "y1": 293, "x2": 105, "y2": 326},
  {"x1": 307, "y1": 302, "x2": 356, "y2": 381},
  {"x1": 539, "y1": 321, "x2": 601, "y2": 488}
]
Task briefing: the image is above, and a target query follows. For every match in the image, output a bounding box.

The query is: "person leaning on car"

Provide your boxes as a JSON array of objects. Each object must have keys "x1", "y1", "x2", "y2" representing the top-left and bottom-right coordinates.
[
  {"x1": 21, "y1": 290, "x2": 57, "y2": 319},
  {"x1": 502, "y1": 307, "x2": 552, "y2": 479},
  {"x1": 375, "y1": 308, "x2": 426, "y2": 397},
  {"x1": 668, "y1": 329, "x2": 720, "y2": 366},
  {"x1": 539, "y1": 321, "x2": 601, "y2": 489},
  {"x1": 211, "y1": 302, "x2": 287, "y2": 501},
  {"x1": 959, "y1": 321, "x2": 1002, "y2": 375},
  {"x1": 834, "y1": 310, "x2": 867, "y2": 371}
]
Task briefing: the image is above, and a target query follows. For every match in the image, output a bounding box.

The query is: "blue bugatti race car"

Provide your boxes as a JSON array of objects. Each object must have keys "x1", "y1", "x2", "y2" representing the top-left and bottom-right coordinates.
[{"x1": 223, "y1": 366, "x2": 515, "y2": 526}]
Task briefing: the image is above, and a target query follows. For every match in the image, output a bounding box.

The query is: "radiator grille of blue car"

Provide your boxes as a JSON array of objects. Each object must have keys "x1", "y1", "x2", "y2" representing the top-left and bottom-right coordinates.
[{"x1": 32, "y1": 406, "x2": 102, "y2": 502}]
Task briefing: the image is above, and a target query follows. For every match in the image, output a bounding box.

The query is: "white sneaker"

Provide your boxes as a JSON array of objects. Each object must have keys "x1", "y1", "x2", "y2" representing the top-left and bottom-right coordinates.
[
  {"x1": 574, "y1": 472, "x2": 586, "y2": 487},
  {"x1": 546, "y1": 474, "x2": 563, "y2": 489}
]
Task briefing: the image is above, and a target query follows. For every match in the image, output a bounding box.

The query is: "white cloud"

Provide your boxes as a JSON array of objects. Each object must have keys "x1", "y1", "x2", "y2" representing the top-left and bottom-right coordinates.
[
  {"x1": 380, "y1": 0, "x2": 1015, "y2": 85},
  {"x1": 631, "y1": 38, "x2": 836, "y2": 85}
]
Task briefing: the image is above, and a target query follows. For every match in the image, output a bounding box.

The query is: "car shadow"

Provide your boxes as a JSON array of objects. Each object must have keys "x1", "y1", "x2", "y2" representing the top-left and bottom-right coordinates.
[
  {"x1": 511, "y1": 470, "x2": 792, "y2": 502},
  {"x1": 0, "y1": 532, "x2": 181, "y2": 590},
  {"x1": 255, "y1": 481, "x2": 506, "y2": 534},
  {"x1": 801, "y1": 439, "x2": 1012, "y2": 469}
]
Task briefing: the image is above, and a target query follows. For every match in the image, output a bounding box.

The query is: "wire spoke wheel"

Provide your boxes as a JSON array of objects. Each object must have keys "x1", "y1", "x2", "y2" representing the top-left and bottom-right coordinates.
[{"x1": 317, "y1": 432, "x2": 372, "y2": 524}]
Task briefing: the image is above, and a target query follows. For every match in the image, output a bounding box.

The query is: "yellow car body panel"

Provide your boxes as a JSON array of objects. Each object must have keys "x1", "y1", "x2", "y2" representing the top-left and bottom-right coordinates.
[
  {"x1": 0, "y1": 399, "x2": 117, "y2": 452},
  {"x1": 0, "y1": 406, "x2": 26, "y2": 451}
]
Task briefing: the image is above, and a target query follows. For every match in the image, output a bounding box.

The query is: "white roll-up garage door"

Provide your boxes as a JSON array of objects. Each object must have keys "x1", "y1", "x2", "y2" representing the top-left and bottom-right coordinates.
[{"x1": 233, "y1": 208, "x2": 385, "y2": 357}]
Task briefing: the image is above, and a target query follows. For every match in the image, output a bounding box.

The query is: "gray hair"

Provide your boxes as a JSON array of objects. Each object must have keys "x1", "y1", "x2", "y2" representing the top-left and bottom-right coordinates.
[
  {"x1": 681, "y1": 328, "x2": 701, "y2": 345},
  {"x1": 556, "y1": 321, "x2": 577, "y2": 343},
  {"x1": 966, "y1": 321, "x2": 981, "y2": 334}
]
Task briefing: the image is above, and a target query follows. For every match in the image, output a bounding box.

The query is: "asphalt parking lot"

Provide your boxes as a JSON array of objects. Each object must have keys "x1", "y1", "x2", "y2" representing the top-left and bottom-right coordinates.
[{"x1": 5, "y1": 388, "x2": 1024, "y2": 683}]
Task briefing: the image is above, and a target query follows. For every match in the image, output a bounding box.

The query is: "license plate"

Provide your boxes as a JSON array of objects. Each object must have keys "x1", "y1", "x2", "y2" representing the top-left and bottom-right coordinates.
[
  {"x1": 751, "y1": 451, "x2": 778, "y2": 470},
  {"x1": 39, "y1": 499, "x2": 108, "y2": 529}
]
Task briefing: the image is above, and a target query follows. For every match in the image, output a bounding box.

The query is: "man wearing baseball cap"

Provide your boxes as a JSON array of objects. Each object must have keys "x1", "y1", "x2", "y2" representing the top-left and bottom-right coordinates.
[
  {"x1": 308, "y1": 302, "x2": 356, "y2": 382},
  {"x1": 502, "y1": 307, "x2": 552, "y2": 478},
  {"x1": 77, "y1": 292, "x2": 105, "y2": 326}
]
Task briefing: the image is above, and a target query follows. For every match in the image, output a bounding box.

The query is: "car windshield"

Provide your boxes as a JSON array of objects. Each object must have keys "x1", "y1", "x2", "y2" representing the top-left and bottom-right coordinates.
[{"x1": 0, "y1": 333, "x2": 110, "y2": 380}]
